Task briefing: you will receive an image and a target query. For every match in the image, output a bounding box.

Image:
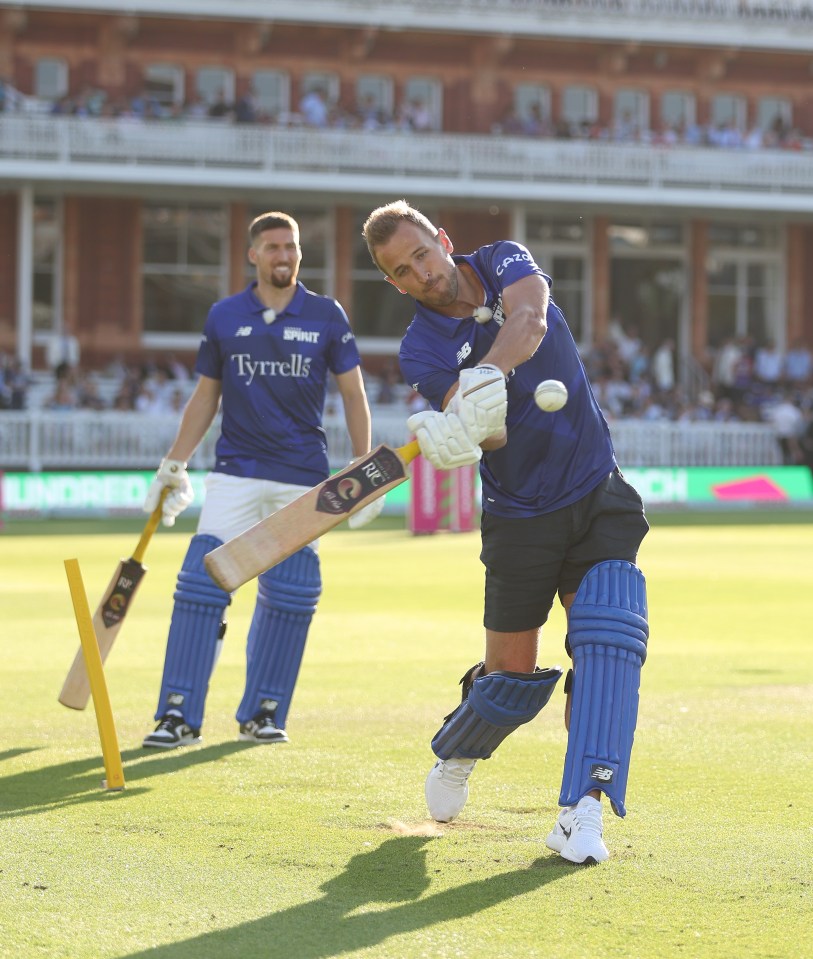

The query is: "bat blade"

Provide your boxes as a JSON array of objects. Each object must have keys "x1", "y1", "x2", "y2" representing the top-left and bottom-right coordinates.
[
  {"x1": 59, "y1": 499, "x2": 164, "y2": 710},
  {"x1": 204, "y1": 439, "x2": 421, "y2": 593}
]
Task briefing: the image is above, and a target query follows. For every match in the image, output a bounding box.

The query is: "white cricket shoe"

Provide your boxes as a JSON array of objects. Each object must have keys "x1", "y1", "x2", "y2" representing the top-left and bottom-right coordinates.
[
  {"x1": 558, "y1": 795, "x2": 609, "y2": 865},
  {"x1": 545, "y1": 805, "x2": 575, "y2": 853},
  {"x1": 425, "y1": 757, "x2": 477, "y2": 822}
]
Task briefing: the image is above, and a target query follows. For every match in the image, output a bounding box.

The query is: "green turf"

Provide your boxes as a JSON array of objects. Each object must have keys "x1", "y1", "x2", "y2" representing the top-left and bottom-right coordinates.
[{"x1": 1, "y1": 522, "x2": 811, "y2": 958}]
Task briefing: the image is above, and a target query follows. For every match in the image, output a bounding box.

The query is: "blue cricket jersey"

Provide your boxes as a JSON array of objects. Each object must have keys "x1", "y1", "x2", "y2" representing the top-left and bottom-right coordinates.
[
  {"x1": 399, "y1": 241, "x2": 616, "y2": 518},
  {"x1": 196, "y1": 281, "x2": 362, "y2": 486}
]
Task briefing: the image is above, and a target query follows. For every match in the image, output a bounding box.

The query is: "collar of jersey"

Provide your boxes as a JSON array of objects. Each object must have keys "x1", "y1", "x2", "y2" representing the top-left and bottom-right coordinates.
[{"x1": 246, "y1": 281, "x2": 306, "y2": 320}]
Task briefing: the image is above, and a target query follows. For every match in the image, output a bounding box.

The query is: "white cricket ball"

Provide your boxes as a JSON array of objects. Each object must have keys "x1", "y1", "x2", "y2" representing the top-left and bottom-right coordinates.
[
  {"x1": 534, "y1": 379, "x2": 568, "y2": 412},
  {"x1": 472, "y1": 306, "x2": 492, "y2": 324}
]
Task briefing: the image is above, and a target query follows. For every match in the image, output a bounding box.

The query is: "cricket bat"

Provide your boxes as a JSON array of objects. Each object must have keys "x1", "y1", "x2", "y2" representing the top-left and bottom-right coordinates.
[
  {"x1": 204, "y1": 439, "x2": 421, "y2": 593},
  {"x1": 58, "y1": 495, "x2": 166, "y2": 710}
]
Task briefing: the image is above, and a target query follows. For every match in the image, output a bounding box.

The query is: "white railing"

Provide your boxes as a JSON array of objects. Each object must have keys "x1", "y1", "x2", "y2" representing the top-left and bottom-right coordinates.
[
  {"x1": 2, "y1": 116, "x2": 812, "y2": 210},
  {"x1": 0, "y1": 409, "x2": 782, "y2": 472}
]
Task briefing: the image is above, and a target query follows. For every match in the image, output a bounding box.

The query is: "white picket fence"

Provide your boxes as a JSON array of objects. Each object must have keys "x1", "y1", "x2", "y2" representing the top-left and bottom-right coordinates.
[{"x1": 0, "y1": 409, "x2": 782, "y2": 472}]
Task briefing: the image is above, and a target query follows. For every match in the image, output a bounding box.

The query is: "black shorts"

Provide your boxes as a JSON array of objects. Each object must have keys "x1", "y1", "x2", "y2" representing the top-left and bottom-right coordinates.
[{"x1": 480, "y1": 470, "x2": 649, "y2": 633}]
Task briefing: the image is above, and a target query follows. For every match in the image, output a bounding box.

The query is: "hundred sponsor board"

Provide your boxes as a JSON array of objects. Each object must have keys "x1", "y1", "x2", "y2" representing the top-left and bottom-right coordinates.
[{"x1": 1, "y1": 467, "x2": 811, "y2": 517}]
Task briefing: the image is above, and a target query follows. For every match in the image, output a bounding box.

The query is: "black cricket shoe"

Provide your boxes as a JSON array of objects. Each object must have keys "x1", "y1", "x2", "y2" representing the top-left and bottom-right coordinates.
[
  {"x1": 238, "y1": 704, "x2": 289, "y2": 744},
  {"x1": 142, "y1": 710, "x2": 201, "y2": 749}
]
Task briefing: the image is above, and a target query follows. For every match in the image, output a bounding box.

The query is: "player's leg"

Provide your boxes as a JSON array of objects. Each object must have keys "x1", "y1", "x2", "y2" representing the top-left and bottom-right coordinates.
[
  {"x1": 143, "y1": 472, "x2": 262, "y2": 749},
  {"x1": 547, "y1": 470, "x2": 650, "y2": 863},
  {"x1": 143, "y1": 533, "x2": 231, "y2": 747},
  {"x1": 235, "y1": 545, "x2": 322, "y2": 743},
  {"x1": 425, "y1": 511, "x2": 566, "y2": 822}
]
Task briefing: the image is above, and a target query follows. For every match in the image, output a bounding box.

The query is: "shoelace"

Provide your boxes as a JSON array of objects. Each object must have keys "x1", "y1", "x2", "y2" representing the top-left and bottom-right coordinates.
[
  {"x1": 439, "y1": 760, "x2": 475, "y2": 785},
  {"x1": 157, "y1": 714, "x2": 184, "y2": 732},
  {"x1": 572, "y1": 807, "x2": 602, "y2": 837}
]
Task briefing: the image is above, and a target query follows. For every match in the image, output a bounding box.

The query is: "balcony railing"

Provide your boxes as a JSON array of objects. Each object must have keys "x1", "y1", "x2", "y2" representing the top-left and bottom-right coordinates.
[
  {"x1": 0, "y1": 409, "x2": 782, "y2": 473},
  {"x1": 2, "y1": 116, "x2": 812, "y2": 211}
]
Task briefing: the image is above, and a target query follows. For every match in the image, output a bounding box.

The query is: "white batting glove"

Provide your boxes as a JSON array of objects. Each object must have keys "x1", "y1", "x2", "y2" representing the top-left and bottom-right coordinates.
[
  {"x1": 448, "y1": 364, "x2": 507, "y2": 444},
  {"x1": 348, "y1": 495, "x2": 385, "y2": 529},
  {"x1": 407, "y1": 410, "x2": 482, "y2": 470},
  {"x1": 144, "y1": 458, "x2": 194, "y2": 527}
]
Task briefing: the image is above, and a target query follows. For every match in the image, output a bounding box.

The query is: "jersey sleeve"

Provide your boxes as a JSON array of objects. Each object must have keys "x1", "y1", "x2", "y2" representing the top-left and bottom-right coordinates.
[
  {"x1": 399, "y1": 342, "x2": 457, "y2": 412},
  {"x1": 194, "y1": 305, "x2": 224, "y2": 380},
  {"x1": 326, "y1": 300, "x2": 362, "y2": 376},
  {"x1": 484, "y1": 240, "x2": 547, "y2": 290}
]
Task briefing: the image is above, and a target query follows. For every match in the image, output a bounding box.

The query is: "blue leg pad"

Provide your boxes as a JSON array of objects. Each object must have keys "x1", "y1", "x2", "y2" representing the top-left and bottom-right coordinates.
[
  {"x1": 155, "y1": 534, "x2": 231, "y2": 730},
  {"x1": 432, "y1": 666, "x2": 563, "y2": 760},
  {"x1": 559, "y1": 560, "x2": 649, "y2": 817},
  {"x1": 236, "y1": 546, "x2": 322, "y2": 728}
]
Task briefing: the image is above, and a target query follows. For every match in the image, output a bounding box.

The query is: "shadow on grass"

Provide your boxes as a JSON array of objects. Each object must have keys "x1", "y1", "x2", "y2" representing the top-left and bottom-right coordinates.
[
  {"x1": 122, "y1": 835, "x2": 570, "y2": 959},
  {"x1": 0, "y1": 742, "x2": 253, "y2": 817}
]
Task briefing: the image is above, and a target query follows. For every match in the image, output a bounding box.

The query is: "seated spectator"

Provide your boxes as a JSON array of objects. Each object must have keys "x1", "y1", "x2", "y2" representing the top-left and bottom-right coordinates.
[
  {"x1": 753, "y1": 338, "x2": 783, "y2": 387},
  {"x1": 299, "y1": 88, "x2": 329, "y2": 128},
  {"x1": 45, "y1": 379, "x2": 78, "y2": 411},
  {"x1": 765, "y1": 391, "x2": 804, "y2": 464},
  {"x1": 784, "y1": 336, "x2": 812, "y2": 387},
  {"x1": 76, "y1": 373, "x2": 107, "y2": 410}
]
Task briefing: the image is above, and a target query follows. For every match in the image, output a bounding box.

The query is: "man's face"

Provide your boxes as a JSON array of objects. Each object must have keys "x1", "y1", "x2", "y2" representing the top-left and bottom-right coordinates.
[
  {"x1": 375, "y1": 223, "x2": 458, "y2": 310},
  {"x1": 249, "y1": 227, "x2": 302, "y2": 289}
]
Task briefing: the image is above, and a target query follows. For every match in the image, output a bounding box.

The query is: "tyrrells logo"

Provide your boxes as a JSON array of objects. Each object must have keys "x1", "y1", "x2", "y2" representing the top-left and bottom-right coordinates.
[
  {"x1": 284, "y1": 328, "x2": 320, "y2": 343},
  {"x1": 231, "y1": 353, "x2": 313, "y2": 385},
  {"x1": 456, "y1": 342, "x2": 472, "y2": 365}
]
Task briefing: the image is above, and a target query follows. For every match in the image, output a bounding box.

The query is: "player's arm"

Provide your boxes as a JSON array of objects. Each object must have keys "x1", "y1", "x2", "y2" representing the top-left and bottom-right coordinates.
[
  {"x1": 334, "y1": 366, "x2": 372, "y2": 459},
  {"x1": 477, "y1": 272, "x2": 550, "y2": 376},
  {"x1": 144, "y1": 375, "x2": 222, "y2": 526}
]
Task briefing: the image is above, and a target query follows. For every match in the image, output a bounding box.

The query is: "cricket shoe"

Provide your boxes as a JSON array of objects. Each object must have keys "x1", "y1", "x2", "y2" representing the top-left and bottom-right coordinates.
[
  {"x1": 142, "y1": 710, "x2": 201, "y2": 749},
  {"x1": 545, "y1": 805, "x2": 575, "y2": 854},
  {"x1": 238, "y1": 707, "x2": 289, "y2": 744},
  {"x1": 557, "y1": 795, "x2": 609, "y2": 865},
  {"x1": 425, "y1": 757, "x2": 477, "y2": 822}
]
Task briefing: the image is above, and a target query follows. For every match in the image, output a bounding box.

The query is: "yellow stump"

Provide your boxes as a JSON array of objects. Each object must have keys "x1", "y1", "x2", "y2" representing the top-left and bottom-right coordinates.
[{"x1": 64, "y1": 558, "x2": 125, "y2": 791}]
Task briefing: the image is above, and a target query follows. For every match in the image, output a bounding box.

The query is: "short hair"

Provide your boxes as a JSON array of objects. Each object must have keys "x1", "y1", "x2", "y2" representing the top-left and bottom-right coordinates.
[
  {"x1": 362, "y1": 200, "x2": 437, "y2": 272},
  {"x1": 249, "y1": 211, "x2": 300, "y2": 245}
]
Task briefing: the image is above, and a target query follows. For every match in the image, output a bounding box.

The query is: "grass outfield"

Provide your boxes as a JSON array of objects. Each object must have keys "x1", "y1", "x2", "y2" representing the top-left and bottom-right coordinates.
[{"x1": 1, "y1": 520, "x2": 811, "y2": 959}]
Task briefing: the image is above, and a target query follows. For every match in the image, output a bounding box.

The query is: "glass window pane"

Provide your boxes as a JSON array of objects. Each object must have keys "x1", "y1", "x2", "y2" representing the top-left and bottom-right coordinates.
[
  {"x1": 186, "y1": 209, "x2": 225, "y2": 267},
  {"x1": 707, "y1": 293, "x2": 737, "y2": 347},
  {"x1": 145, "y1": 64, "x2": 184, "y2": 106},
  {"x1": 661, "y1": 91, "x2": 694, "y2": 128},
  {"x1": 253, "y1": 70, "x2": 288, "y2": 119},
  {"x1": 143, "y1": 206, "x2": 182, "y2": 263},
  {"x1": 614, "y1": 89, "x2": 648, "y2": 138},
  {"x1": 562, "y1": 86, "x2": 596, "y2": 124},
  {"x1": 351, "y1": 280, "x2": 415, "y2": 338},
  {"x1": 143, "y1": 274, "x2": 221, "y2": 334},
  {"x1": 403, "y1": 76, "x2": 442, "y2": 130},
  {"x1": 711, "y1": 94, "x2": 745, "y2": 129},
  {"x1": 35, "y1": 59, "x2": 67, "y2": 99},
  {"x1": 32, "y1": 272, "x2": 54, "y2": 333},
  {"x1": 197, "y1": 68, "x2": 234, "y2": 106}
]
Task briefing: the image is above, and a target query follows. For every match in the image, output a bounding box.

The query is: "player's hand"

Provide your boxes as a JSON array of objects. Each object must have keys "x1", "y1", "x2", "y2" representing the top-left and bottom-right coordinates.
[
  {"x1": 144, "y1": 458, "x2": 194, "y2": 527},
  {"x1": 448, "y1": 364, "x2": 507, "y2": 444},
  {"x1": 348, "y1": 495, "x2": 385, "y2": 529},
  {"x1": 407, "y1": 410, "x2": 482, "y2": 470}
]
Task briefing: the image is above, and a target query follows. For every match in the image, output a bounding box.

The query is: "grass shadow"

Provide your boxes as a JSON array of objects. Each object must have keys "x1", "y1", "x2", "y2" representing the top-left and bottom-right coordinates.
[
  {"x1": 0, "y1": 742, "x2": 254, "y2": 818},
  {"x1": 121, "y1": 835, "x2": 572, "y2": 959}
]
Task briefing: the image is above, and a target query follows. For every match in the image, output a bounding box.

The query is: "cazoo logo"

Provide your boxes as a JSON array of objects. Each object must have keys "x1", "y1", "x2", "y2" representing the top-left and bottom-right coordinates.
[{"x1": 495, "y1": 251, "x2": 532, "y2": 276}]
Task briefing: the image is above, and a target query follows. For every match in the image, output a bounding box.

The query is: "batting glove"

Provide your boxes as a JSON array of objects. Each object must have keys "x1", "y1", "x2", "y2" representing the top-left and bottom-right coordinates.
[
  {"x1": 407, "y1": 410, "x2": 482, "y2": 470},
  {"x1": 144, "y1": 458, "x2": 194, "y2": 527},
  {"x1": 447, "y1": 364, "x2": 507, "y2": 444},
  {"x1": 348, "y1": 495, "x2": 385, "y2": 530}
]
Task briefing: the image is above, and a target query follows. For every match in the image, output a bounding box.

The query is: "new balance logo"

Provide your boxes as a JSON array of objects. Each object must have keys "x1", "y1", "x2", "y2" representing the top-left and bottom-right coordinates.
[
  {"x1": 590, "y1": 764, "x2": 614, "y2": 783},
  {"x1": 235, "y1": 326, "x2": 252, "y2": 337},
  {"x1": 456, "y1": 342, "x2": 472, "y2": 365}
]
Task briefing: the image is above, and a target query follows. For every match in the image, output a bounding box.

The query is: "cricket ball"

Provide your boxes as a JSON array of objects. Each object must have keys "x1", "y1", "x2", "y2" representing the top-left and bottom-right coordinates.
[{"x1": 534, "y1": 379, "x2": 568, "y2": 412}]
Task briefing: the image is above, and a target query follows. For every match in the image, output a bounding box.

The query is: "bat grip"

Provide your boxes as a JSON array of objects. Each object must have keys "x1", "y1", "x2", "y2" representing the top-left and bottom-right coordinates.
[
  {"x1": 132, "y1": 488, "x2": 168, "y2": 563},
  {"x1": 399, "y1": 439, "x2": 422, "y2": 464}
]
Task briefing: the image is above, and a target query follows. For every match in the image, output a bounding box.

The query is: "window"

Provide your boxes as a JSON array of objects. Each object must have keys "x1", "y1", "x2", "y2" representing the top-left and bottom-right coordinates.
[
  {"x1": 661, "y1": 91, "x2": 695, "y2": 130},
  {"x1": 302, "y1": 72, "x2": 339, "y2": 106},
  {"x1": 525, "y1": 215, "x2": 589, "y2": 345},
  {"x1": 403, "y1": 76, "x2": 442, "y2": 131},
  {"x1": 710, "y1": 94, "x2": 746, "y2": 130},
  {"x1": 144, "y1": 64, "x2": 184, "y2": 108},
  {"x1": 32, "y1": 199, "x2": 61, "y2": 335},
  {"x1": 613, "y1": 89, "x2": 649, "y2": 140},
  {"x1": 34, "y1": 59, "x2": 67, "y2": 99},
  {"x1": 252, "y1": 70, "x2": 289, "y2": 122},
  {"x1": 514, "y1": 83, "x2": 552, "y2": 134},
  {"x1": 196, "y1": 67, "x2": 234, "y2": 107},
  {"x1": 355, "y1": 75, "x2": 394, "y2": 125},
  {"x1": 707, "y1": 223, "x2": 782, "y2": 348},
  {"x1": 757, "y1": 97, "x2": 792, "y2": 140},
  {"x1": 561, "y1": 86, "x2": 597, "y2": 132},
  {"x1": 142, "y1": 205, "x2": 227, "y2": 337}
]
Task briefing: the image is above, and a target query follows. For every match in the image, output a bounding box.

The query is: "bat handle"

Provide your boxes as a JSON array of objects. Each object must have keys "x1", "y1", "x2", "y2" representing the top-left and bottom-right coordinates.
[
  {"x1": 132, "y1": 488, "x2": 169, "y2": 564},
  {"x1": 398, "y1": 439, "x2": 422, "y2": 464}
]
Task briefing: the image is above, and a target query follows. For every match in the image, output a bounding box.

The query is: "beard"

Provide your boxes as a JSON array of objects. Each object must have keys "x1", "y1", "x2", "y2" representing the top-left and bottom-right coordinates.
[{"x1": 421, "y1": 264, "x2": 458, "y2": 308}]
